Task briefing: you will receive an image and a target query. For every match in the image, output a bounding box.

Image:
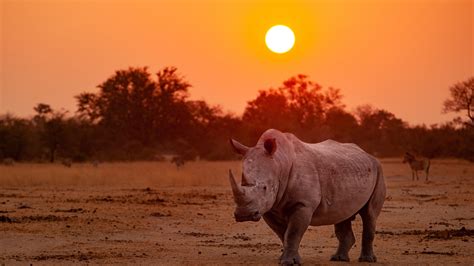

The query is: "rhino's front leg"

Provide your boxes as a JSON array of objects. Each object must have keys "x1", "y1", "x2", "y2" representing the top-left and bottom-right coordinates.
[
  {"x1": 263, "y1": 212, "x2": 287, "y2": 243},
  {"x1": 280, "y1": 205, "x2": 313, "y2": 265}
]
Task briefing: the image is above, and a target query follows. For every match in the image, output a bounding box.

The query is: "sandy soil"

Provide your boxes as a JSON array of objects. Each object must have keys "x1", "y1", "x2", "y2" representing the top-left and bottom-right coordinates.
[{"x1": 0, "y1": 159, "x2": 473, "y2": 264}]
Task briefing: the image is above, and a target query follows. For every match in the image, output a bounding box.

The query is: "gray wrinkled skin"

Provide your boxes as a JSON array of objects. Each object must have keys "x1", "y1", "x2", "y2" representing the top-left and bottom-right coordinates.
[{"x1": 229, "y1": 129, "x2": 386, "y2": 265}]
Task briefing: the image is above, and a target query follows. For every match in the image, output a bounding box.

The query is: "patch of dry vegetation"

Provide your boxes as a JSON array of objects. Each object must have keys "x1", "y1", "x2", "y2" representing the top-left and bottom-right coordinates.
[
  {"x1": 1, "y1": 159, "x2": 472, "y2": 188},
  {"x1": 0, "y1": 161, "x2": 241, "y2": 187}
]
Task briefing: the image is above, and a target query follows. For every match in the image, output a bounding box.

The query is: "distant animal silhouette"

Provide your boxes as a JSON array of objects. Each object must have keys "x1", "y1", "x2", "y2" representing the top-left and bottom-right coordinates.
[
  {"x1": 92, "y1": 160, "x2": 99, "y2": 167},
  {"x1": 61, "y1": 159, "x2": 72, "y2": 168},
  {"x1": 2, "y1": 158, "x2": 14, "y2": 166},
  {"x1": 171, "y1": 156, "x2": 185, "y2": 169},
  {"x1": 403, "y1": 152, "x2": 430, "y2": 181}
]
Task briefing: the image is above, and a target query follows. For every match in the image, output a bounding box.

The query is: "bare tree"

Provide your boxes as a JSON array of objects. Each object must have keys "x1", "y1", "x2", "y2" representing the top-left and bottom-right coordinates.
[{"x1": 443, "y1": 77, "x2": 474, "y2": 126}]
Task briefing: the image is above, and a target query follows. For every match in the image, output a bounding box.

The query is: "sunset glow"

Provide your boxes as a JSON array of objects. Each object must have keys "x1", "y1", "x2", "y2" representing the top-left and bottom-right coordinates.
[
  {"x1": 1, "y1": 0, "x2": 472, "y2": 124},
  {"x1": 265, "y1": 25, "x2": 295, "y2": 54}
]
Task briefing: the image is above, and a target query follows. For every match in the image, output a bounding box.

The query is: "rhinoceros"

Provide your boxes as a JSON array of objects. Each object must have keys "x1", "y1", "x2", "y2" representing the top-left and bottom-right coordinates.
[{"x1": 228, "y1": 129, "x2": 386, "y2": 264}]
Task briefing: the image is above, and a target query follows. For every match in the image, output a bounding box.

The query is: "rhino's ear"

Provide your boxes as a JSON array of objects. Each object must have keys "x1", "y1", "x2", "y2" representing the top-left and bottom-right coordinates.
[
  {"x1": 230, "y1": 138, "x2": 249, "y2": 155},
  {"x1": 264, "y1": 138, "x2": 277, "y2": 155}
]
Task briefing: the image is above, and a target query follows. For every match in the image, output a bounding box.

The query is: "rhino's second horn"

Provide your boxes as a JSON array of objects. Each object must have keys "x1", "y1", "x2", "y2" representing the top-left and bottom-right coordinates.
[{"x1": 241, "y1": 173, "x2": 254, "y2": 186}]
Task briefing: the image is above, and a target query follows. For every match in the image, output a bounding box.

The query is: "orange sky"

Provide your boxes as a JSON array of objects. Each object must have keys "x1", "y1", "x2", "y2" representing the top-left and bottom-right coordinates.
[{"x1": 1, "y1": 0, "x2": 472, "y2": 125}]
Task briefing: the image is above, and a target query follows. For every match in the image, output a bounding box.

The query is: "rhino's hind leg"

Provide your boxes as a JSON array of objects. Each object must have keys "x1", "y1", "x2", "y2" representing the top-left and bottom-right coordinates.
[
  {"x1": 359, "y1": 208, "x2": 377, "y2": 262},
  {"x1": 358, "y1": 170, "x2": 386, "y2": 262},
  {"x1": 330, "y1": 216, "x2": 355, "y2": 261}
]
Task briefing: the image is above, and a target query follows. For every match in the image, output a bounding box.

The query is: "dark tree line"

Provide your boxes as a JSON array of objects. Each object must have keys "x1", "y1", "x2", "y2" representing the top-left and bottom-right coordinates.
[{"x1": 1, "y1": 67, "x2": 472, "y2": 162}]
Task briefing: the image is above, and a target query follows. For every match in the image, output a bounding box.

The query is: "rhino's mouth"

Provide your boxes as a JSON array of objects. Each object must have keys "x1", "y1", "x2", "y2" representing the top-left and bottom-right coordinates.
[{"x1": 234, "y1": 211, "x2": 262, "y2": 222}]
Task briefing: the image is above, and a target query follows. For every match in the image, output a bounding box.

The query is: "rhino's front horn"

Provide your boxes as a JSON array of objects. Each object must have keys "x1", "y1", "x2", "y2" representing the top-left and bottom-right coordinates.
[{"x1": 229, "y1": 169, "x2": 244, "y2": 201}]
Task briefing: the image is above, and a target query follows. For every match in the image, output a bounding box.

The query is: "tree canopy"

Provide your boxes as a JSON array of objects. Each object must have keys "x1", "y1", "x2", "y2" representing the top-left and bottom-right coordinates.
[
  {"x1": 0, "y1": 68, "x2": 472, "y2": 162},
  {"x1": 443, "y1": 77, "x2": 474, "y2": 126}
]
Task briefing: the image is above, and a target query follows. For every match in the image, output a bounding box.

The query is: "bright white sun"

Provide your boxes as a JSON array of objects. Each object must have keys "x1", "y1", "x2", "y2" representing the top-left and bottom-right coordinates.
[{"x1": 265, "y1": 25, "x2": 295, "y2": 54}]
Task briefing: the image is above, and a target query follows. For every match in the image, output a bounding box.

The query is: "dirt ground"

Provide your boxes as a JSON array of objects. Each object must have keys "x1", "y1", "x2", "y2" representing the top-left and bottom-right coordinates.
[{"x1": 0, "y1": 159, "x2": 473, "y2": 264}]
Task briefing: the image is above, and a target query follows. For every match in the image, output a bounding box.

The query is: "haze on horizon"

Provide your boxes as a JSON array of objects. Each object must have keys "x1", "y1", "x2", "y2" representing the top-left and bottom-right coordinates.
[{"x1": 1, "y1": 0, "x2": 472, "y2": 125}]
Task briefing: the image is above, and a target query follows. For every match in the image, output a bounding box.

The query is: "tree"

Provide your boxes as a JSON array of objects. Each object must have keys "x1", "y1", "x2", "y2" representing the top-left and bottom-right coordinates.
[
  {"x1": 0, "y1": 114, "x2": 34, "y2": 161},
  {"x1": 154, "y1": 67, "x2": 192, "y2": 145},
  {"x1": 243, "y1": 89, "x2": 290, "y2": 140},
  {"x1": 33, "y1": 103, "x2": 69, "y2": 162},
  {"x1": 279, "y1": 75, "x2": 344, "y2": 130},
  {"x1": 243, "y1": 74, "x2": 344, "y2": 141},
  {"x1": 75, "y1": 93, "x2": 99, "y2": 122},
  {"x1": 323, "y1": 107, "x2": 358, "y2": 142},
  {"x1": 186, "y1": 101, "x2": 243, "y2": 160},
  {"x1": 75, "y1": 66, "x2": 194, "y2": 159},
  {"x1": 33, "y1": 103, "x2": 52, "y2": 116},
  {"x1": 443, "y1": 77, "x2": 474, "y2": 126},
  {"x1": 354, "y1": 105, "x2": 407, "y2": 156}
]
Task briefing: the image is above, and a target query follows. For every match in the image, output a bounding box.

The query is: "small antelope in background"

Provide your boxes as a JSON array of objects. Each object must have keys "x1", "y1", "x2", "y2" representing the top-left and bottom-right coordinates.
[
  {"x1": 61, "y1": 158, "x2": 72, "y2": 168},
  {"x1": 91, "y1": 160, "x2": 100, "y2": 167},
  {"x1": 171, "y1": 156, "x2": 185, "y2": 169},
  {"x1": 2, "y1": 158, "x2": 15, "y2": 166},
  {"x1": 403, "y1": 152, "x2": 430, "y2": 181}
]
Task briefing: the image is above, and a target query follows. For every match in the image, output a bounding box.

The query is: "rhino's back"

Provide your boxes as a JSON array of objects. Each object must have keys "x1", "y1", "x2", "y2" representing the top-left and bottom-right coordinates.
[{"x1": 302, "y1": 139, "x2": 379, "y2": 225}]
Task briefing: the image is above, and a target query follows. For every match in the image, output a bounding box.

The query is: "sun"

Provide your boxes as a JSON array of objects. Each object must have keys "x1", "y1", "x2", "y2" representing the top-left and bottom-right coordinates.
[{"x1": 265, "y1": 25, "x2": 295, "y2": 54}]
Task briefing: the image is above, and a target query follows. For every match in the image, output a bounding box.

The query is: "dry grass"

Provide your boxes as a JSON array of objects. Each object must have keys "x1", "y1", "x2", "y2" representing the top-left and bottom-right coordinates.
[
  {"x1": 382, "y1": 158, "x2": 473, "y2": 179},
  {"x1": 0, "y1": 161, "x2": 242, "y2": 187},
  {"x1": 0, "y1": 158, "x2": 472, "y2": 188}
]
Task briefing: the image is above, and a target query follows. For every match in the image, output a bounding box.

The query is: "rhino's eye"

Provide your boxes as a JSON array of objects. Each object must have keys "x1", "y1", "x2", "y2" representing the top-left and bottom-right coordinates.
[{"x1": 263, "y1": 186, "x2": 267, "y2": 191}]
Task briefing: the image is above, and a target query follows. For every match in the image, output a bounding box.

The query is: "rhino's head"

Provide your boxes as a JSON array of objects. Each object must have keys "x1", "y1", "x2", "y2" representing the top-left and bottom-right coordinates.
[{"x1": 228, "y1": 132, "x2": 291, "y2": 222}]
